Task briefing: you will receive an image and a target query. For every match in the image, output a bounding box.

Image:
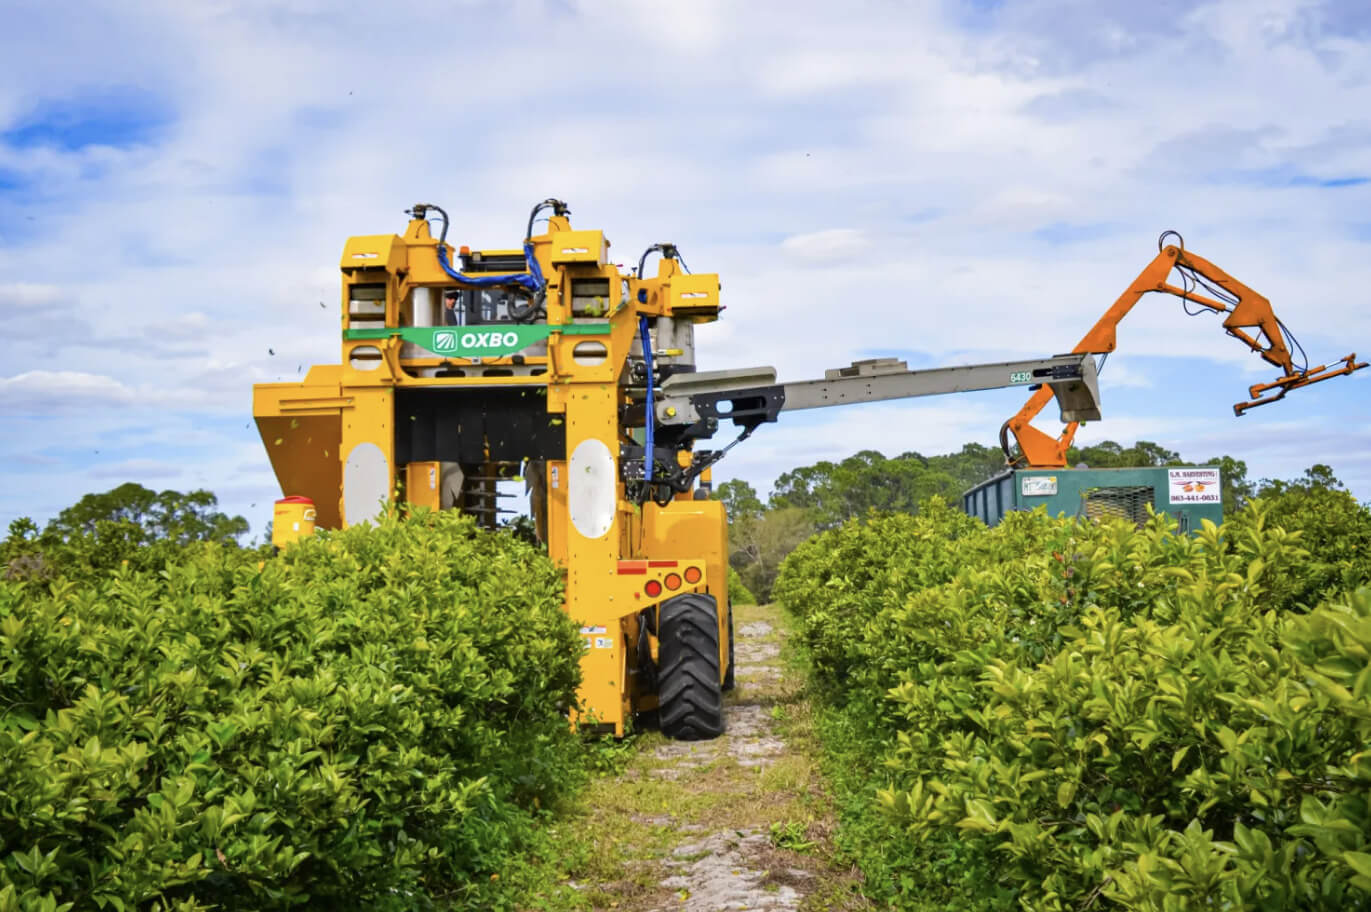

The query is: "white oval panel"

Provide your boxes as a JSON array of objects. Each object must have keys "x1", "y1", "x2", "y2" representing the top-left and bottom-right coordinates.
[
  {"x1": 568, "y1": 438, "x2": 615, "y2": 540},
  {"x1": 571, "y1": 340, "x2": 608, "y2": 366},
  {"x1": 348, "y1": 345, "x2": 383, "y2": 371},
  {"x1": 343, "y1": 441, "x2": 389, "y2": 526}
]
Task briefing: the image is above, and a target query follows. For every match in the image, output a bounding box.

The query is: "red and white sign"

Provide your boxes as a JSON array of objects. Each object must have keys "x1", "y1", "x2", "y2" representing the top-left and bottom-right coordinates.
[{"x1": 1168, "y1": 468, "x2": 1221, "y2": 504}]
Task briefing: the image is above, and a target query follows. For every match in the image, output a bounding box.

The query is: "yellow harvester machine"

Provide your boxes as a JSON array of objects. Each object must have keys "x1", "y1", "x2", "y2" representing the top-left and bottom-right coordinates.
[{"x1": 253, "y1": 199, "x2": 1104, "y2": 739}]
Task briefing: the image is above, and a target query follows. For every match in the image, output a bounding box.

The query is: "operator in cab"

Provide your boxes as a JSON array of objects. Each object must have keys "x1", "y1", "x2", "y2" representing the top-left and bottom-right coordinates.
[{"x1": 443, "y1": 289, "x2": 461, "y2": 326}]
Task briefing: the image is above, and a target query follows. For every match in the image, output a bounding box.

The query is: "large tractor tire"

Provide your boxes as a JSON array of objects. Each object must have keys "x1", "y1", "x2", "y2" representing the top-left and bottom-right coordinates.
[
  {"x1": 722, "y1": 604, "x2": 736, "y2": 692},
  {"x1": 658, "y1": 593, "x2": 726, "y2": 740}
]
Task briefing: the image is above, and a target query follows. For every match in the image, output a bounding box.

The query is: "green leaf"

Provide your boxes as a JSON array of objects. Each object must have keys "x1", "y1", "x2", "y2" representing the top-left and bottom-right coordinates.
[{"x1": 1344, "y1": 851, "x2": 1371, "y2": 879}]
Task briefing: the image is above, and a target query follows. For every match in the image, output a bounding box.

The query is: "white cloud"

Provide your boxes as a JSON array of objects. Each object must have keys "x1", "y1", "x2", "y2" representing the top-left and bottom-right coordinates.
[
  {"x1": 1, "y1": 283, "x2": 65, "y2": 312},
  {"x1": 965, "y1": 187, "x2": 1077, "y2": 230},
  {"x1": 779, "y1": 228, "x2": 868, "y2": 261},
  {"x1": 89, "y1": 458, "x2": 185, "y2": 480},
  {"x1": 1091, "y1": 356, "x2": 1153, "y2": 389},
  {"x1": 0, "y1": 364, "x2": 272, "y2": 416},
  {"x1": 0, "y1": 371, "x2": 136, "y2": 411}
]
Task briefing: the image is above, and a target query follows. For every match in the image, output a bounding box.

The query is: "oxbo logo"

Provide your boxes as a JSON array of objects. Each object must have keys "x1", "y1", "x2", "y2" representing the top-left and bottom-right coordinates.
[
  {"x1": 432, "y1": 331, "x2": 458, "y2": 352},
  {"x1": 462, "y1": 331, "x2": 521, "y2": 349}
]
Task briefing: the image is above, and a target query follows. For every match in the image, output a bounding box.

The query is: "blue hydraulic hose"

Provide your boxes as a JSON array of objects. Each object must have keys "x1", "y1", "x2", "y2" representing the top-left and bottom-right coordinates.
[
  {"x1": 522, "y1": 241, "x2": 545, "y2": 286},
  {"x1": 435, "y1": 242, "x2": 542, "y2": 290},
  {"x1": 639, "y1": 316, "x2": 655, "y2": 483}
]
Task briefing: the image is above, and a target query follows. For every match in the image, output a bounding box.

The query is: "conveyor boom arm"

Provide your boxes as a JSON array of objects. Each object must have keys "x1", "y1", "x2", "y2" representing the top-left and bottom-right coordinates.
[{"x1": 654, "y1": 353, "x2": 1100, "y2": 431}]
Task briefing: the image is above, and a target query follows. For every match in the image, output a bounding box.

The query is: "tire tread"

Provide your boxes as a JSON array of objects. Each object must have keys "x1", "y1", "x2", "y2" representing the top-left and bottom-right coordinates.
[{"x1": 657, "y1": 593, "x2": 725, "y2": 740}]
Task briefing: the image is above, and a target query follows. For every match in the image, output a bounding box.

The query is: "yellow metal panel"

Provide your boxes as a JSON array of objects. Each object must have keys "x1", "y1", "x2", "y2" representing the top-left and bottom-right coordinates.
[
  {"x1": 546, "y1": 460, "x2": 568, "y2": 566},
  {"x1": 466, "y1": 247, "x2": 525, "y2": 259},
  {"x1": 666, "y1": 272, "x2": 720, "y2": 319},
  {"x1": 398, "y1": 246, "x2": 446, "y2": 286},
  {"x1": 640, "y1": 499, "x2": 730, "y2": 682},
  {"x1": 560, "y1": 378, "x2": 633, "y2": 734},
  {"x1": 641, "y1": 501, "x2": 727, "y2": 582},
  {"x1": 341, "y1": 234, "x2": 406, "y2": 271},
  {"x1": 342, "y1": 336, "x2": 402, "y2": 386},
  {"x1": 254, "y1": 377, "x2": 348, "y2": 530},
  {"x1": 338, "y1": 387, "x2": 396, "y2": 527},
  {"x1": 548, "y1": 310, "x2": 636, "y2": 385},
  {"x1": 405, "y1": 461, "x2": 442, "y2": 511},
  {"x1": 303, "y1": 364, "x2": 343, "y2": 386},
  {"x1": 549, "y1": 229, "x2": 607, "y2": 266}
]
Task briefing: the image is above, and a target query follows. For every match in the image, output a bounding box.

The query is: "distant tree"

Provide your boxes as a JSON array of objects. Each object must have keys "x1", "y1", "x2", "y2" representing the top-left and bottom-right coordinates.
[
  {"x1": 925, "y1": 442, "x2": 1010, "y2": 492},
  {"x1": 712, "y1": 479, "x2": 764, "y2": 523},
  {"x1": 772, "y1": 450, "x2": 962, "y2": 529},
  {"x1": 1128, "y1": 440, "x2": 1183, "y2": 466},
  {"x1": 771, "y1": 460, "x2": 842, "y2": 515},
  {"x1": 1067, "y1": 439, "x2": 1122, "y2": 466},
  {"x1": 1069, "y1": 439, "x2": 1182, "y2": 468},
  {"x1": 1201, "y1": 454, "x2": 1255, "y2": 515},
  {"x1": 4, "y1": 484, "x2": 249, "y2": 577},
  {"x1": 1294, "y1": 464, "x2": 1341, "y2": 491},
  {"x1": 50, "y1": 483, "x2": 248, "y2": 546},
  {"x1": 1256, "y1": 463, "x2": 1350, "y2": 500},
  {"x1": 729, "y1": 507, "x2": 815, "y2": 603}
]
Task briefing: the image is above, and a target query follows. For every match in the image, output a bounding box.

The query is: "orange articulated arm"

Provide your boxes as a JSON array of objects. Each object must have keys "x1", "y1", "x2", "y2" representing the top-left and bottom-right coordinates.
[
  {"x1": 1001, "y1": 241, "x2": 1180, "y2": 468},
  {"x1": 1002, "y1": 231, "x2": 1368, "y2": 468}
]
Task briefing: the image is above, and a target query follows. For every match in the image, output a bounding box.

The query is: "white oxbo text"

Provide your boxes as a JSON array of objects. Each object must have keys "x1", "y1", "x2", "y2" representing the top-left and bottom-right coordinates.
[{"x1": 462, "y1": 331, "x2": 520, "y2": 348}]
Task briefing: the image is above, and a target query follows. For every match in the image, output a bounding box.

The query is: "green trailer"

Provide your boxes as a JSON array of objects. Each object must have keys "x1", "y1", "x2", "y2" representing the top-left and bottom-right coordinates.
[{"x1": 962, "y1": 465, "x2": 1224, "y2": 533}]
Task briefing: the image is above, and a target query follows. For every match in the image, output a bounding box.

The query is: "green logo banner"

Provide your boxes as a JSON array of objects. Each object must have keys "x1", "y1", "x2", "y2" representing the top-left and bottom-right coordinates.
[{"x1": 345, "y1": 322, "x2": 609, "y2": 358}]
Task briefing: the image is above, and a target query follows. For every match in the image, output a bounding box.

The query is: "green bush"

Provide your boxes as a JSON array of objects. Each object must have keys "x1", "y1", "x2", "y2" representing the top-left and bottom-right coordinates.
[
  {"x1": 778, "y1": 501, "x2": 1371, "y2": 911},
  {"x1": 1228, "y1": 483, "x2": 1371, "y2": 608},
  {"x1": 0, "y1": 508, "x2": 582, "y2": 911},
  {"x1": 728, "y1": 567, "x2": 756, "y2": 605}
]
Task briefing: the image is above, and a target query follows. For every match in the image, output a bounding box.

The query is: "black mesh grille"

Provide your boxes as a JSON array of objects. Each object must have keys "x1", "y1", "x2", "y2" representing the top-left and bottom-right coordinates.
[{"x1": 1083, "y1": 486, "x2": 1154, "y2": 527}]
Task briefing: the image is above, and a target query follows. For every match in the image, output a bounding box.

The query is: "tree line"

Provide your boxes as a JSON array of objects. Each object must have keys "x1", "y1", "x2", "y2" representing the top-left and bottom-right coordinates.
[
  {"x1": 714, "y1": 440, "x2": 1366, "y2": 602},
  {"x1": 6, "y1": 446, "x2": 1363, "y2": 603},
  {"x1": 3, "y1": 482, "x2": 249, "y2": 579}
]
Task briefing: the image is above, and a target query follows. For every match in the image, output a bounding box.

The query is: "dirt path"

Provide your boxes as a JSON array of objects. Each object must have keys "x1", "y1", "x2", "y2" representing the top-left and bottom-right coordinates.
[{"x1": 533, "y1": 602, "x2": 869, "y2": 911}]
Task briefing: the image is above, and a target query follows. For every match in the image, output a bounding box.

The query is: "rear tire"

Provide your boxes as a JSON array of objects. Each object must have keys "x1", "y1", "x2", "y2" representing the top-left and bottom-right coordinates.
[
  {"x1": 722, "y1": 604, "x2": 736, "y2": 692},
  {"x1": 658, "y1": 593, "x2": 725, "y2": 740}
]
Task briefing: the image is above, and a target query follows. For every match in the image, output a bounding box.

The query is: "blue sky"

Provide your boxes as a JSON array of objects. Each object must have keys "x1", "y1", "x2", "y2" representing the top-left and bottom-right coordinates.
[{"x1": 2, "y1": 0, "x2": 1369, "y2": 536}]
